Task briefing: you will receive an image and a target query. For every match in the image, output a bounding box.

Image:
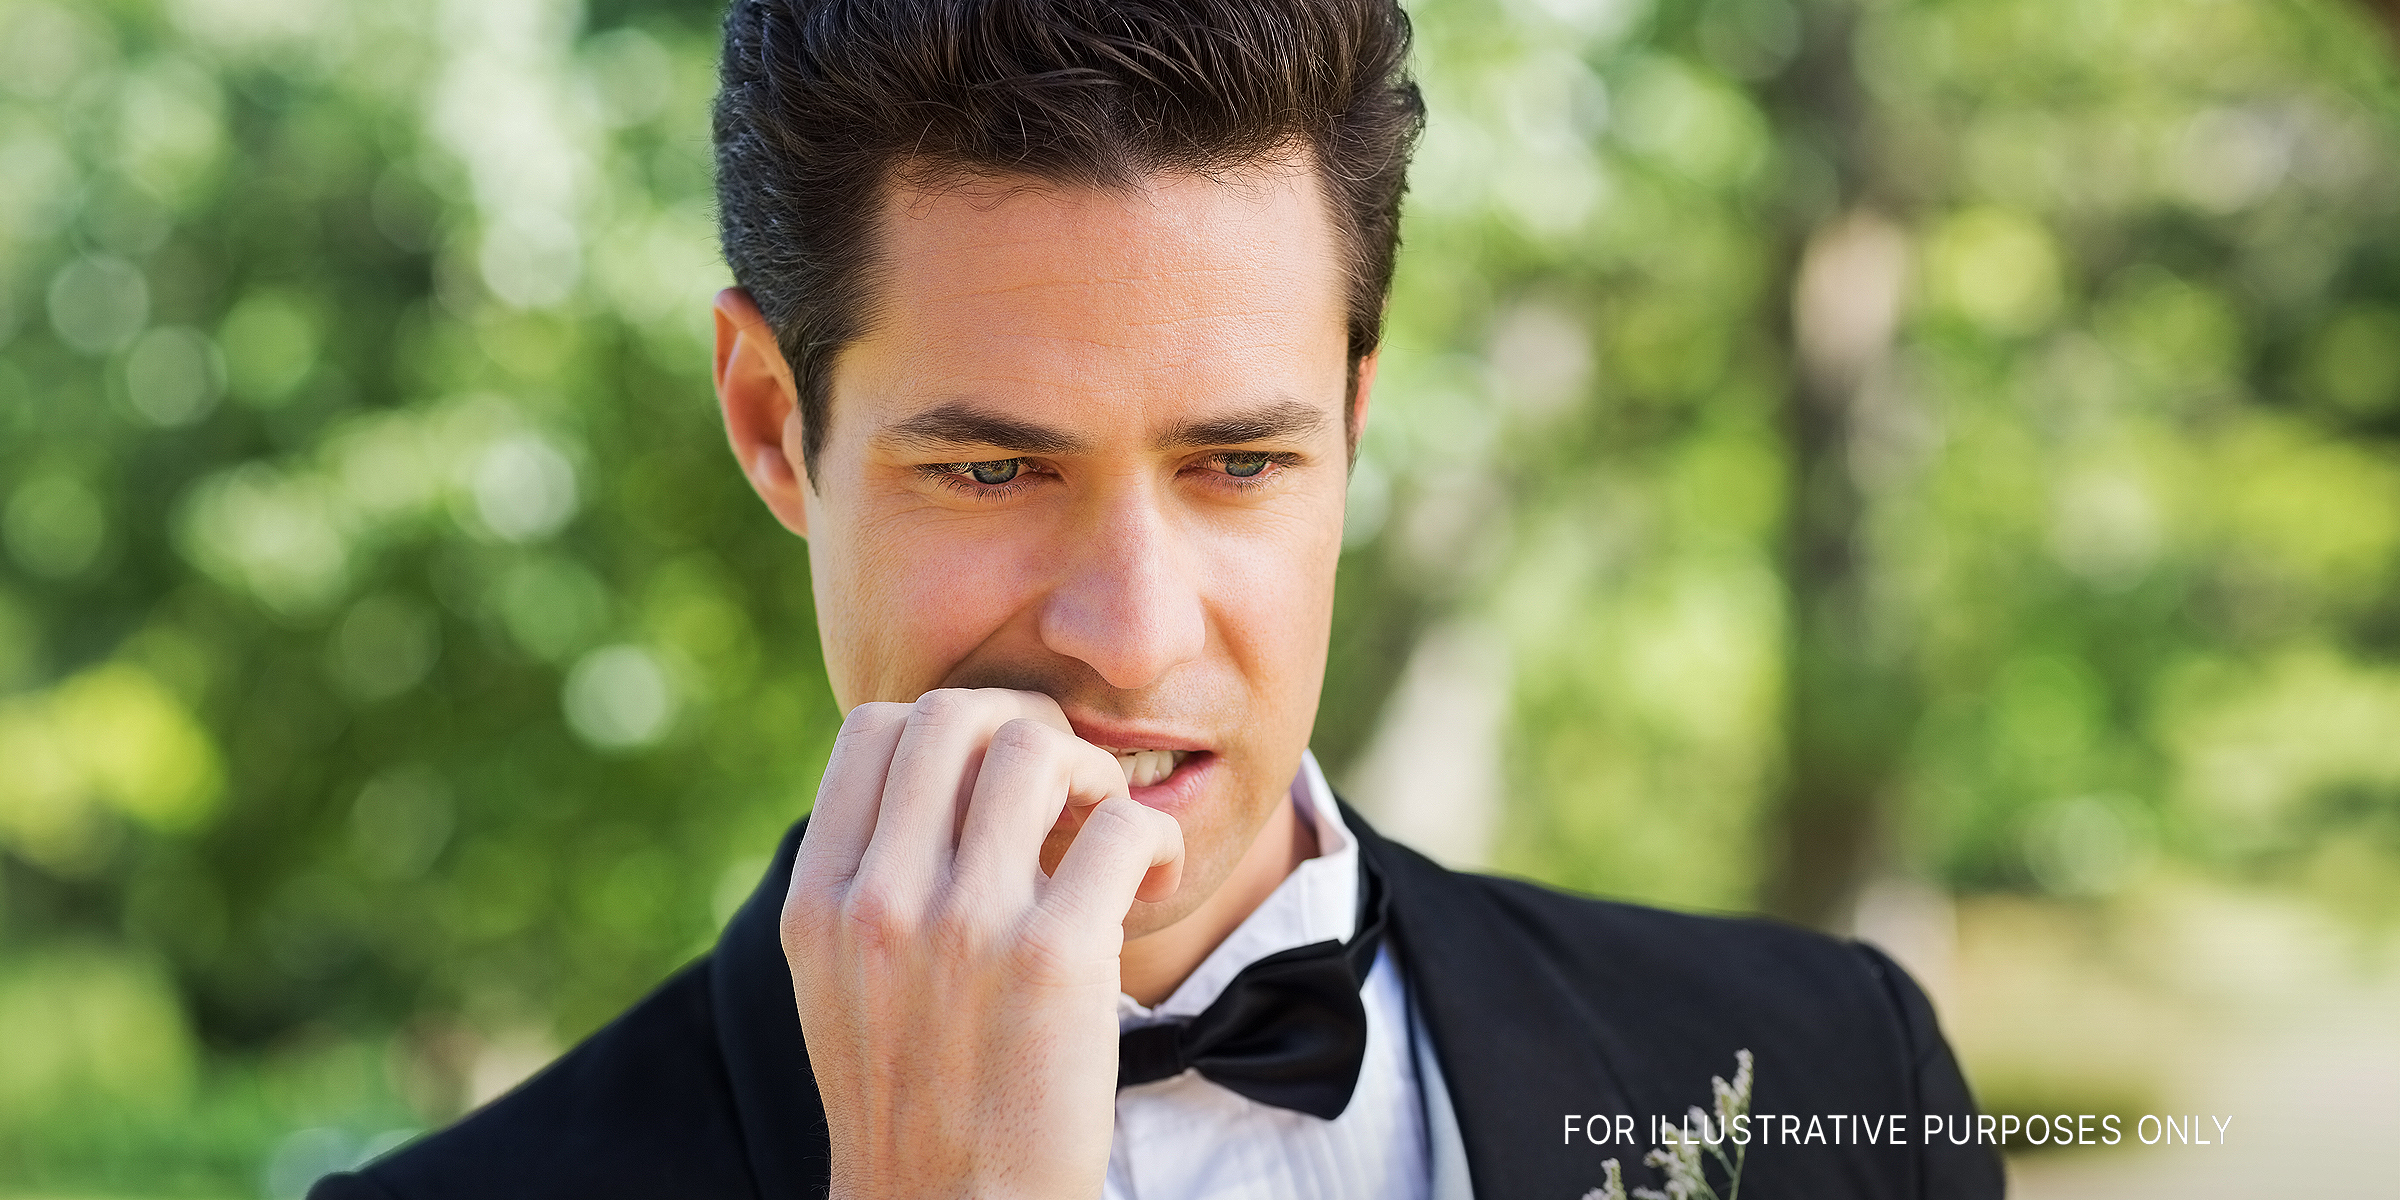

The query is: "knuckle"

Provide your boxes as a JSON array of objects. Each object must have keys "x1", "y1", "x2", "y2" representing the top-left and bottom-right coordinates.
[
  {"x1": 1086, "y1": 796, "x2": 1178, "y2": 851},
  {"x1": 927, "y1": 895, "x2": 1000, "y2": 956},
  {"x1": 825, "y1": 700, "x2": 902, "y2": 744},
  {"x1": 986, "y1": 716, "x2": 1059, "y2": 759},
  {"x1": 1007, "y1": 903, "x2": 1097, "y2": 971},
  {"x1": 910, "y1": 687, "x2": 979, "y2": 725},
  {"x1": 837, "y1": 881, "x2": 920, "y2": 947},
  {"x1": 779, "y1": 887, "x2": 840, "y2": 956},
  {"x1": 1077, "y1": 796, "x2": 1145, "y2": 845},
  {"x1": 837, "y1": 700, "x2": 908, "y2": 735}
]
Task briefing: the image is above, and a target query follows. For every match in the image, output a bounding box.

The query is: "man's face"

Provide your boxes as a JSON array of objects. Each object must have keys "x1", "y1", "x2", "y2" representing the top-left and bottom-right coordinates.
[{"x1": 790, "y1": 160, "x2": 1358, "y2": 937}]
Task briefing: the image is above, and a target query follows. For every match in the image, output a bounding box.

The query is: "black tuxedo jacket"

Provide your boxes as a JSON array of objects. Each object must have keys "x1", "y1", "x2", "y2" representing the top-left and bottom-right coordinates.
[{"x1": 313, "y1": 805, "x2": 2004, "y2": 1199}]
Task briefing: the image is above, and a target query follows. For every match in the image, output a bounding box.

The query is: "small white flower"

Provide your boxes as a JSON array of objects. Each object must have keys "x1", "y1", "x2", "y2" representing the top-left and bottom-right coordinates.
[
  {"x1": 1584, "y1": 1158, "x2": 1631, "y2": 1200},
  {"x1": 1616, "y1": 1052, "x2": 1756, "y2": 1200}
]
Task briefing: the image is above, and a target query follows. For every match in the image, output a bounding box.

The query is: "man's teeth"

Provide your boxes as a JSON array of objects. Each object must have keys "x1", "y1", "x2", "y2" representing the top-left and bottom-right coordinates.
[{"x1": 1108, "y1": 749, "x2": 1188, "y2": 788}]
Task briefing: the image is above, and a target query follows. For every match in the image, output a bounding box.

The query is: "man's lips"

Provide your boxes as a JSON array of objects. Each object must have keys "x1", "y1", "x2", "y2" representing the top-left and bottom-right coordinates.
[
  {"x1": 1118, "y1": 750, "x2": 1214, "y2": 810},
  {"x1": 1100, "y1": 748, "x2": 1189, "y2": 788},
  {"x1": 1068, "y1": 717, "x2": 1210, "y2": 752},
  {"x1": 1063, "y1": 718, "x2": 1214, "y2": 794}
]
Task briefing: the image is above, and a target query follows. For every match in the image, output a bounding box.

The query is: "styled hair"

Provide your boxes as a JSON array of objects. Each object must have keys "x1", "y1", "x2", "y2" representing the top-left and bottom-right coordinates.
[{"x1": 712, "y1": 0, "x2": 1425, "y2": 480}]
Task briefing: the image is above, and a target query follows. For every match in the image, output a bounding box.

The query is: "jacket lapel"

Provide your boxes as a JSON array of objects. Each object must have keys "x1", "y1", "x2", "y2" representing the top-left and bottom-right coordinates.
[
  {"x1": 709, "y1": 818, "x2": 833, "y2": 1198},
  {"x1": 1346, "y1": 800, "x2": 1656, "y2": 1200}
]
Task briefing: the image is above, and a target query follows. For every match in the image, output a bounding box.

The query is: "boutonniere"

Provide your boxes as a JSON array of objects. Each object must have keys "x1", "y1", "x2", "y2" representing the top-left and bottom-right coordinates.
[{"x1": 1585, "y1": 1049, "x2": 1753, "y2": 1200}]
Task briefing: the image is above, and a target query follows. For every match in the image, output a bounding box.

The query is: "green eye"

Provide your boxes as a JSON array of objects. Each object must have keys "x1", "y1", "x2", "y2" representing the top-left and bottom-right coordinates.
[
  {"x1": 967, "y1": 459, "x2": 1020, "y2": 485},
  {"x1": 1222, "y1": 453, "x2": 1270, "y2": 478}
]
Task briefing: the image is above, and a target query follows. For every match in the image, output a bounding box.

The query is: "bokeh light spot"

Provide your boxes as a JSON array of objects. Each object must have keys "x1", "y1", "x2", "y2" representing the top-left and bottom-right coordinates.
[
  {"x1": 4, "y1": 471, "x2": 107, "y2": 579},
  {"x1": 219, "y1": 290, "x2": 321, "y2": 405},
  {"x1": 563, "y1": 643, "x2": 675, "y2": 749},
  {"x1": 1927, "y1": 206, "x2": 2063, "y2": 337},
  {"x1": 470, "y1": 433, "x2": 580, "y2": 542},
  {"x1": 122, "y1": 325, "x2": 226, "y2": 427},
  {"x1": 47, "y1": 256, "x2": 150, "y2": 355}
]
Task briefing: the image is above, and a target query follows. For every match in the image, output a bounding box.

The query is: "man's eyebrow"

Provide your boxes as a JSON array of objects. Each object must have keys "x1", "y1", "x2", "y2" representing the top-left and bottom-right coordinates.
[
  {"x1": 1154, "y1": 399, "x2": 1329, "y2": 450},
  {"x1": 875, "y1": 402, "x2": 1090, "y2": 455}
]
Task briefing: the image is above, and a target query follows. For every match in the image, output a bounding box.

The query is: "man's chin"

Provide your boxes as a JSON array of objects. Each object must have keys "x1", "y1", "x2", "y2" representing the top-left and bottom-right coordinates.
[{"x1": 1120, "y1": 886, "x2": 1212, "y2": 941}]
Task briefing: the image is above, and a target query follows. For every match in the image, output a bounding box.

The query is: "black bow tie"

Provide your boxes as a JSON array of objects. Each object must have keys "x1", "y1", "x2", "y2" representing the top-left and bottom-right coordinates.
[{"x1": 1116, "y1": 853, "x2": 1389, "y2": 1120}]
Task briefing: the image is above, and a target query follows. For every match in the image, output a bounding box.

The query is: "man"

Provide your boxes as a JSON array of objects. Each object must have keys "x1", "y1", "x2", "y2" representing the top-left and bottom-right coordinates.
[{"x1": 314, "y1": 1, "x2": 2004, "y2": 1197}]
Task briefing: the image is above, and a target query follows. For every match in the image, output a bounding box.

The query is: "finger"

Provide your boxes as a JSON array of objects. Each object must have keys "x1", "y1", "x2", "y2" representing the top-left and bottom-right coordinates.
[
  {"x1": 951, "y1": 719, "x2": 1123, "y2": 904},
  {"x1": 792, "y1": 702, "x2": 912, "y2": 892},
  {"x1": 857, "y1": 688, "x2": 1072, "y2": 896},
  {"x1": 1044, "y1": 795, "x2": 1185, "y2": 927}
]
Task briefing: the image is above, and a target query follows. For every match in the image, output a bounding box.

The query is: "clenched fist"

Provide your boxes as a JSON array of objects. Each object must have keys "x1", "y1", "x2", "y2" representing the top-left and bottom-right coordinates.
[{"x1": 783, "y1": 688, "x2": 1186, "y2": 1200}]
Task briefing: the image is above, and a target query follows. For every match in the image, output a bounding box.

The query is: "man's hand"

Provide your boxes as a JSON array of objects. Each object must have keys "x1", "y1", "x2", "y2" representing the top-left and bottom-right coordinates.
[{"x1": 784, "y1": 688, "x2": 1186, "y2": 1200}]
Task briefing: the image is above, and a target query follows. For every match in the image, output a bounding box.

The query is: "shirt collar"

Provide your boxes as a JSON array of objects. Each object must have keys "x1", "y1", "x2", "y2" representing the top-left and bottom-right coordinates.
[{"x1": 1118, "y1": 749, "x2": 1359, "y2": 1027}]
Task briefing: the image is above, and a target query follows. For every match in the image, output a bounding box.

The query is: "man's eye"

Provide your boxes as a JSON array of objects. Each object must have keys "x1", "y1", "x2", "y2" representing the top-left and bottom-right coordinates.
[
  {"x1": 965, "y1": 459, "x2": 1020, "y2": 485},
  {"x1": 1221, "y1": 453, "x2": 1270, "y2": 479}
]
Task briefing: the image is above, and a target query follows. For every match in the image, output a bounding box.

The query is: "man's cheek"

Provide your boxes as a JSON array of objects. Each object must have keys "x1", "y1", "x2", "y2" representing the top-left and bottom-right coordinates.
[
  {"x1": 1207, "y1": 538, "x2": 1334, "y2": 656},
  {"x1": 882, "y1": 533, "x2": 1041, "y2": 641}
]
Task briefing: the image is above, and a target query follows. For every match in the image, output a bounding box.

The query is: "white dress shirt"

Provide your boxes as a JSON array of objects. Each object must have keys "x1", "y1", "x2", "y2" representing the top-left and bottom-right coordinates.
[{"x1": 1105, "y1": 751, "x2": 1468, "y2": 1200}]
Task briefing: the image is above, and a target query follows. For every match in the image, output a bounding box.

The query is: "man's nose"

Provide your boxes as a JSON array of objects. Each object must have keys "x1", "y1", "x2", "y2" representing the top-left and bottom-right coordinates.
[{"x1": 1036, "y1": 491, "x2": 1207, "y2": 692}]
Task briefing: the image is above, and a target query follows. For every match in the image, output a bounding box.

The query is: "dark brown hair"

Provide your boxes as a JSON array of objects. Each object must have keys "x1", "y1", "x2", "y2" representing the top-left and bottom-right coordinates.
[{"x1": 713, "y1": 0, "x2": 1425, "y2": 480}]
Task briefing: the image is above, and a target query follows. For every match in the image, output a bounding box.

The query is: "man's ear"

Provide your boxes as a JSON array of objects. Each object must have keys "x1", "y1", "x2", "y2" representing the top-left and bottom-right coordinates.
[
  {"x1": 713, "y1": 287, "x2": 811, "y2": 538},
  {"x1": 1348, "y1": 352, "x2": 1379, "y2": 459}
]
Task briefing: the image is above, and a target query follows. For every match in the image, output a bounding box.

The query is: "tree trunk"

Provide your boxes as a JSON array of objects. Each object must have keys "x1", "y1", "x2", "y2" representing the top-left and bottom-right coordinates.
[{"x1": 1753, "y1": 0, "x2": 1916, "y2": 931}]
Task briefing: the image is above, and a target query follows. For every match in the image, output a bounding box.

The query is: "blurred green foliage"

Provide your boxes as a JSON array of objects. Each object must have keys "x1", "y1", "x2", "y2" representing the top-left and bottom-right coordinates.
[{"x1": 2, "y1": 0, "x2": 2398, "y2": 1194}]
